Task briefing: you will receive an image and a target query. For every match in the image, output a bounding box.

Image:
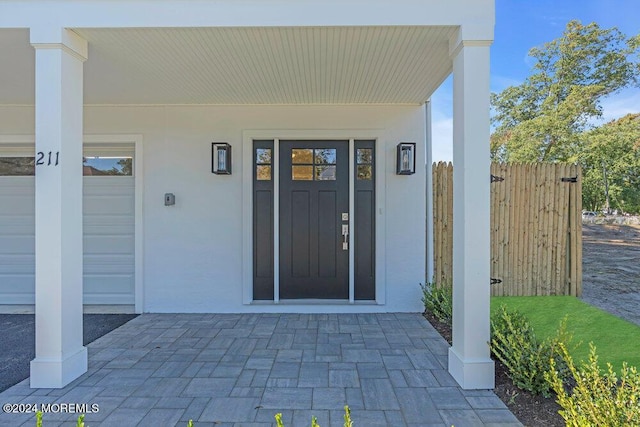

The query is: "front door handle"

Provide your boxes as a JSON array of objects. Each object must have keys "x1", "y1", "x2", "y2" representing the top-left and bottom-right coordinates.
[{"x1": 342, "y1": 224, "x2": 349, "y2": 250}]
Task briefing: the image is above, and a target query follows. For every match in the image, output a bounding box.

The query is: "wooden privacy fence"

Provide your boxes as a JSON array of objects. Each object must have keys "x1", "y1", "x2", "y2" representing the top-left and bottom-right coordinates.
[{"x1": 432, "y1": 162, "x2": 582, "y2": 297}]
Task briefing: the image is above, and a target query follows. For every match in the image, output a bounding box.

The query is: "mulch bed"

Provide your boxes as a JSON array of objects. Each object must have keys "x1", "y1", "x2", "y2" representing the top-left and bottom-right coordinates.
[{"x1": 423, "y1": 311, "x2": 564, "y2": 427}]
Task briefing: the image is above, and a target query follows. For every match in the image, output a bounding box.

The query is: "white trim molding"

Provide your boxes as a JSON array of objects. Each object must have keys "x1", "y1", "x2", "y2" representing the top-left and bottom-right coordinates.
[{"x1": 3, "y1": 1, "x2": 495, "y2": 33}]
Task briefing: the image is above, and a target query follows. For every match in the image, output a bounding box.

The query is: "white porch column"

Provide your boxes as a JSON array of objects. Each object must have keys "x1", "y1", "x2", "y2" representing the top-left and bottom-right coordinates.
[
  {"x1": 30, "y1": 28, "x2": 88, "y2": 388},
  {"x1": 447, "y1": 36, "x2": 495, "y2": 389}
]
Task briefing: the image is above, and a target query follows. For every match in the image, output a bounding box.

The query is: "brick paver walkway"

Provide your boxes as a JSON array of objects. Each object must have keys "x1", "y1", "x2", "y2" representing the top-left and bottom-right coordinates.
[{"x1": 0, "y1": 313, "x2": 521, "y2": 426}]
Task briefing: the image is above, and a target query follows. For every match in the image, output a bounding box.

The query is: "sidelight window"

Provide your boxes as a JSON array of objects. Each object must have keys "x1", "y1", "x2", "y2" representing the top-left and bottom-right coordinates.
[
  {"x1": 356, "y1": 148, "x2": 373, "y2": 180},
  {"x1": 256, "y1": 148, "x2": 272, "y2": 181}
]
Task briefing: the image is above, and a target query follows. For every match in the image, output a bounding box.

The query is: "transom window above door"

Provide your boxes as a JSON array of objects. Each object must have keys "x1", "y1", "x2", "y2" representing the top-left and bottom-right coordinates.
[{"x1": 291, "y1": 148, "x2": 336, "y2": 181}]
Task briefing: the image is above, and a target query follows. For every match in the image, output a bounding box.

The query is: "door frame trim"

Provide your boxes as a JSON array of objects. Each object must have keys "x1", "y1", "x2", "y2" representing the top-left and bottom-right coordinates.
[{"x1": 242, "y1": 130, "x2": 385, "y2": 305}]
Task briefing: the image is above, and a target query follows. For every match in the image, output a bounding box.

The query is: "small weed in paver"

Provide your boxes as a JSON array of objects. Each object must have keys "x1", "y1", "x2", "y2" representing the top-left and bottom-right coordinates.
[
  {"x1": 34, "y1": 409, "x2": 350, "y2": 427},
  {"x1": 275, "y1": 405, "x2": 352, "y2": 427},
  {"x1": 343, "y1": 405, "x2": 353, "y2": 427},
  {"x1": 34, "y1": 412, "x2": 85, "y2": 427},
  {"x1": 34, "y1": 412, "x2": 195, "y2": 427}
]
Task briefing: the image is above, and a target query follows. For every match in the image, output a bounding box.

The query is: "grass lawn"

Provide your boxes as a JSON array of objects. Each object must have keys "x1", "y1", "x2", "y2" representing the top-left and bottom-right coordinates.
[{"x1": 491, "y1": 295, "x2": 640, "y2": 372}]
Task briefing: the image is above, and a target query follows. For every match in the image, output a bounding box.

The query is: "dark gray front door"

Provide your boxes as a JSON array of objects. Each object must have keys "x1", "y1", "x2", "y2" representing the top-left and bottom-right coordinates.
[{"x1": 279, "y1": 141, "x2": 349, "y2": 299}]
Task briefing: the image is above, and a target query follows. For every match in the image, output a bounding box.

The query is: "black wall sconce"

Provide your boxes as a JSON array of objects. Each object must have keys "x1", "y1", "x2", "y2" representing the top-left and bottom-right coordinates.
[
  {"x1": 396, "y1": 142, "x2": 416, "y2": 175},
  {"x1": 212, "y1": 142, "x2": 231, "y2": 174}
]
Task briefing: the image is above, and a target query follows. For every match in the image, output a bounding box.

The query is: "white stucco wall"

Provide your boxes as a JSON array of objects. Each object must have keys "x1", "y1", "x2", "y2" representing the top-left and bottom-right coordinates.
[{"x1": 0, "y1": 104, "x2": 426, "y2": 313}]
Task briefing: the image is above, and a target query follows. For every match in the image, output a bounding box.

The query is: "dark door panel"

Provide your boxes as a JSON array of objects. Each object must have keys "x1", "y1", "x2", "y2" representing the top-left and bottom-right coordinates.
[
  {"x1": 318, "y1": 191, "x2": 337, "y2": 277},
  {"x1": 280, "y1": 140, "x2": 349, "y2": 299},
  {"x1": 291, "y1": 190, "x2": 311, "y2": 277}
]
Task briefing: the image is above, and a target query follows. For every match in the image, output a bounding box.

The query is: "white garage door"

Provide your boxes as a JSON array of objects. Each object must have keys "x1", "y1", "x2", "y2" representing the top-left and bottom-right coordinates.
[{"x1": 0, "y1": 144, "x2": 135, "y2": 306}]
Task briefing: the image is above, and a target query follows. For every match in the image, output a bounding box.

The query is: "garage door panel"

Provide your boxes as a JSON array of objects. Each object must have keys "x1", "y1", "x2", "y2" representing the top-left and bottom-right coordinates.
[
  {"x1": 84, "y1": 235, "x2": 135, "y2": 254},
  {"x1": 0, "y1": 236, "x2": 35, "y2": 254},
  {"x1": 83, "y1": 225, "x2": 134, "y2": 236},
  {"x1": 84, "y1": 178, "x2": 134, "y2": 211},
  {"x1": 0, "y1": 275, "x2": 35, "y2": 290},
  {"x1": 83, "y1": 196, "x2": 134, "y2": 215},
  {"x1": 84, "y1": 178, "x2": 133, "y2": 190},
  {"x1": 0, "y1": 272, "x2": 35, "y2": 304},
  {"x1": 0, "y1": 255, "x2": 34, "y2": 273},
  {"x1": 0, "y1": 218, "x2": 35, "y2": 235},
  {"x1": 0, "y1": 177, "x2": 34, "y2": 188},
  {"x1": 0, "y1": 200, "x2": 34, "y2": 215},
  {"x1": 0, "y1": 178, "x2": 34, "y2": 215},
  {"x1": 85, "y1": 215, "x2": 134, "y2": 228},
  {"x1": 84, "y1": 275, "x2": 134, "y2": 292},
  {"x1": 83, "y1": 293, "x2": 134, "y2": 305},
  {"x1": 84, "y1": 255, "x2": 134, "y2": 274},
  {"x1": 83, "y1": 275, "x2": 134, "y2": 304}
]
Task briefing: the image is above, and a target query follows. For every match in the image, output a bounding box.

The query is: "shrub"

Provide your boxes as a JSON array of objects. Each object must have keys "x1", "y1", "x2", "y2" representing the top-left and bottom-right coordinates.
[
  {"x1": 420, "y1": 281, "x2": 452, "y2": 324},
  {"x1": 490, "y1": 305, "x2": 571, "y2": 397},
  {"x1": 546, "y1": 343, "x2": 640, "y2": 427}
]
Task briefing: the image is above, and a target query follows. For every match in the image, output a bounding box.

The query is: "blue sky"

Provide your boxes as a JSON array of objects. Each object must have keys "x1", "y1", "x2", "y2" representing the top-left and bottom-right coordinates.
[{"x1": 431, "y1": 0, "x2": 640, "y2": 162}]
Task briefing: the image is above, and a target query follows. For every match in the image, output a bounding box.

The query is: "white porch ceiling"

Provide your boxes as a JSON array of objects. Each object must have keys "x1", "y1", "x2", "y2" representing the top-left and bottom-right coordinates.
[{"x1": 0, "y1": 26, "x2": 457, "y2": 105}]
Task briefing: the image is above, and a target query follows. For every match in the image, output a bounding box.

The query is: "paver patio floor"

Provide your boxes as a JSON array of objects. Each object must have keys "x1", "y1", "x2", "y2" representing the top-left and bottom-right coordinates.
[{"x1": 0, "y1": 313, "x2": 521, "y2": 426}]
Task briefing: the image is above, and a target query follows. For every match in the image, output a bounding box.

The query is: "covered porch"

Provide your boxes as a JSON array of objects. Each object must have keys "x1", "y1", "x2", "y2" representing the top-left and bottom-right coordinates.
[
  {"x1": 0, "y1": 313, "x2": 520, "y2": 426},
  {"x1": 0, "y1": 0, "x2": 495, "y2": 390}
]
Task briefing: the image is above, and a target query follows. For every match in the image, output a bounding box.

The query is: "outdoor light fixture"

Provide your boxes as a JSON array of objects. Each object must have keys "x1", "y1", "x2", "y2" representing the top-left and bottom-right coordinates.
[
  {"x1": 396, "y1": 142, "x2": 416, "y2": 175},
  {"x1": 212, "y1": 142, "x2": 231, "y2": 174}
]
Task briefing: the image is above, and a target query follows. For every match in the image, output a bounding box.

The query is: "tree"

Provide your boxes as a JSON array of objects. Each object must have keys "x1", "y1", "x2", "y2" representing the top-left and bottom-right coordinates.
[
  {"x1": 491, "y1": 21, "x2": 640, "y2": 162},
  {"x1": 116, "y1": 158, "x2": 133, "y2": 175},
  {"x1": 580, "y1": 113, "x2": 640, "y2": 213}
]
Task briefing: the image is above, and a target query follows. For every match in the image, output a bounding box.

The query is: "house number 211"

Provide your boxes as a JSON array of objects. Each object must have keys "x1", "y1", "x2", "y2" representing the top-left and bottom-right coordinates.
[{"x1": 35, "y1": 151, "x2": 60, "y2": 166}]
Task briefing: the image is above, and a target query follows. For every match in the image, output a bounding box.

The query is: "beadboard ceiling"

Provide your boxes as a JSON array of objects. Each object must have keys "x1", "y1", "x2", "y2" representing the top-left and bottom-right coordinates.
[{"x1": 0, "y1": 26, "x2": 456, "y2": 105}]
